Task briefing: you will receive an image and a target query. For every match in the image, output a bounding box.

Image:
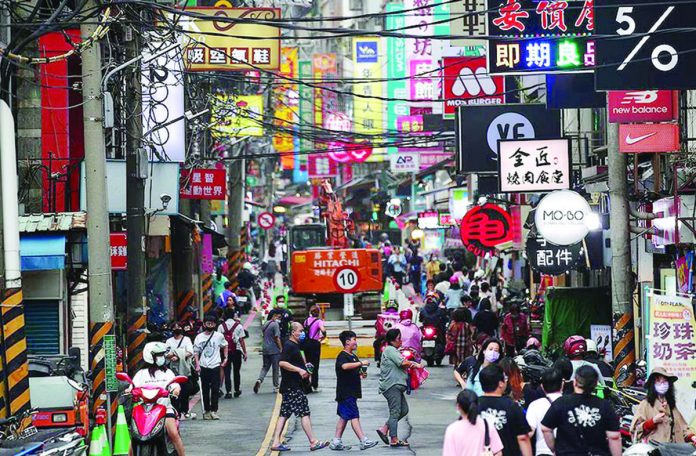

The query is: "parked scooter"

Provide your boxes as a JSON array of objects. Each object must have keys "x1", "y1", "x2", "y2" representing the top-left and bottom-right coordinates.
[{"x1": 115, "y1": 372, "x2": 187, "y2": 456}]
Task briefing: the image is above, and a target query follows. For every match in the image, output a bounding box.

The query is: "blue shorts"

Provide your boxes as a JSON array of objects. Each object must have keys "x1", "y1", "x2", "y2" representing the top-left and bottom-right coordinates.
[{"x1": 337, "y1": 397, "x2": 360, "y2": 420}]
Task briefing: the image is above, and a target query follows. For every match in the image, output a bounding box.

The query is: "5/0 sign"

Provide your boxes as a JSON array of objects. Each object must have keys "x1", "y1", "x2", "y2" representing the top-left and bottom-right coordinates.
[{"x1": 333, "y1": 267, "x2": 361, "y2": 293}]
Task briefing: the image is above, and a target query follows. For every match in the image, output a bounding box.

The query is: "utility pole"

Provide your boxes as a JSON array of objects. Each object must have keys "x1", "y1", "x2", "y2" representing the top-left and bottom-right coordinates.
[
  {"x1": 607, "y1": 121, "x2": 635, "y2": 386},
  {"x1": 80, "y1": 0, "x2": 117, "y2": 417},
  {"x1": 226, "y1": 149, "x2": 245, "y2": 290},
  {"x1": 124, "y1": 22, "x2": 147, "y2": 375},
  {"x1": 200, "y1": 199, "x2": 214, "y2": 316},
  {"x1": 173, "y1": 199, "x2": 195, "y2": 322}
]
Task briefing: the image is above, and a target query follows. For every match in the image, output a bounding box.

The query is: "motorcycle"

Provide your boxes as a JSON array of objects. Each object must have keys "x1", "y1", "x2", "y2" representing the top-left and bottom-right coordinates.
[
  {"x1": 0, "y1": 428, "x2": 86, "y2": 455},
  {"x1": 115, "y1": 372, "x2": 187, "y2": 456},
  {"x1": 421, "y1": 325, "x2": 444, "y2": 367}
]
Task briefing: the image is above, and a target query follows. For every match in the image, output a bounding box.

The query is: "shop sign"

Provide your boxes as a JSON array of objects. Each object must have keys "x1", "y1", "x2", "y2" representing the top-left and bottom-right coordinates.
[
  {"x1": 352, "y1": 38, "x2": 383, "y2": 140},
  {"x1": 525, "y1": 234, "x2": 584, "y2": 275},
  {"x1": 439, "y1": 213, "x2": 456, "y2": 226},
  {"x1": 675, "y1": 253, "x2": 693, "y2": 293},
  {"x1": 307, "y1": 153, "x2": 338, "y2": 178},
  {"x1": 498, "y1": 138, "x2": 570, "y2": 193},
  {"x1": 618, "y1": 123, "x2": 680, "y2": 153},
  {"x1": 489, "y1": 37, "x2": 595, "y2": 75},
  {"x1": 389, "y1": 152, "x2": 420, "y2": 173},
  {"x1": 110, "y1": 233, "x2": 127, "y2": 271},
  {"x1": 460, "y1": 204, "x2": 513, "y2": 257},
  {"x1": 590, "y1": 325, "x2": 613, "y2": 362},
  {"x1": 487, "y1": 0, "x2": 594, "y2": 37},
  {"x1": 534, "y1": 190, "x2": 592, "y2": 245},
  {"x1": 180, "y1": 168, "x2": 226, "y2": 200},
  {"x1": 179, "y1": 8, "x2": 280, "y2": 71},
  {"x1": 647, "y1": 292, "x2": 696, "y2": 422},
  {"x1": 210, "y1": 94, "x2": 264, "y2": 138},
  {"x1": 418, "y1": 211, "x2": 443, "y2": 230},
  {"x1": 443, "y1": 57, "x2": 505, "y2": 117},
  {"x1": 326, "y1": 141, "x2": 373, "y2": 164},
  {"x1": 456, "y1": 104, "x2": 561, "y2": 173},
  {"x1": 608, "y1": 90, "x2": 678, "y2": 123}
]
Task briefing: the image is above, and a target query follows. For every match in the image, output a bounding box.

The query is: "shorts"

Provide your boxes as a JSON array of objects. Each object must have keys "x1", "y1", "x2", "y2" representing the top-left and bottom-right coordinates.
[
  {"x1": 279, "y1": 389, "x2": 310, "y2": 418},
  {"x1": 336, "y1": 397, "x2": 359, "y2": 421}
]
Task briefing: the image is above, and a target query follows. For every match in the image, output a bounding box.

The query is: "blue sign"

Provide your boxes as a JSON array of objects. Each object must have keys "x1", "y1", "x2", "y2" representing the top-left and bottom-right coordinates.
[{"x1": 355, "y1": 41, "x2": 378, "y2": 63}]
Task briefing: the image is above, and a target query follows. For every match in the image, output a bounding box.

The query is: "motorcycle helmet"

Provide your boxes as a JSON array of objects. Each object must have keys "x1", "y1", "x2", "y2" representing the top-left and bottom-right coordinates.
[
  {"x1": 143, "y1": 341, "x2": 168, "y2": 365},
  {"x1": 563, "y1": 335, "x2": 587, "y2": 358},
  {"x1": 399, "y1": 309, "x2": 413, "y2": 321},
  {"x1": 243, "y1": 262, "x2": 253, "y2": 270},
  {"x1": 449, "y1": 275, "x2": 460, "y2": 285},
  {"x1": 526, "y1": 337, "x2": 541, "y2": 350},
  {"x1": 585, "y1": 338, "x2": 598, "y2": 354}
]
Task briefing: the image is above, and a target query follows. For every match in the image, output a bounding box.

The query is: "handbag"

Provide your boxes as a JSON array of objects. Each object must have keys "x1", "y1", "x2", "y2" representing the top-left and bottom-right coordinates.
[
  {"x1": 408, "y1": 366, "x2": 429, "y2": 391},
  {"x1": 481, "y1": 419, "x2": 494, "y2": 456}
]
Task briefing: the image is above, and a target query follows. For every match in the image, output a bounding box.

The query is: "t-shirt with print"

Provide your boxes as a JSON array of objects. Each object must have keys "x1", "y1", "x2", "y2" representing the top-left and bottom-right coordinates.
[
  {"x1": 335, "y1": 351, "x2": 362, "y2": 402},
  {"x1": 132, "y1": 368, "x2": 176, "y2": 412},
  {"x1": 193, "y1": 331, "x2": 228, "y2": 369},
  {"x1": 541, "y1": 393, "x2": 620, "y2": 456},
  {"x1": 279, "y1": 340, "x2": 305, "y2": 394},
  {"x1": 526, "y1": 392, "x2": 562, "y2": 456},
  {"x1": 478, "y1": 395, "x2": 531, "y2": 456},
  {"x1": 262, "y1": 320, "x2": 281, "y2": 355}
]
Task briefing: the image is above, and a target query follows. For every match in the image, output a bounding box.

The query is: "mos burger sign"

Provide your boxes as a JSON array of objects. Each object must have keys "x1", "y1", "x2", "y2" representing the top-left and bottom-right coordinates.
[{"x1": 534, "y1": 190, "x2": 593, "y2": 246}]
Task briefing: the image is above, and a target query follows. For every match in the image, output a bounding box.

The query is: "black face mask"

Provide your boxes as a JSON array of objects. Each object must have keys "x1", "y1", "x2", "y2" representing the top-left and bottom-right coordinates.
[
  {"x1": 173, "y1": 329, "x2": 182, "y2": 336},
  {"x1": 204, "y1": 324, "x2": 216, "y2": 332}
]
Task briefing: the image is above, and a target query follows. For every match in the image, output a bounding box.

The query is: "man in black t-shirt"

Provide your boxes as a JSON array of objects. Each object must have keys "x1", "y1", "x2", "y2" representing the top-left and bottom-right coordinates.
[
  {"x1": 478, "y1": 364, "x2": 533, "y2": 456},
  {"x1": 330, "y1": 331, "x2": 378, "y2": 451},
  {"x1": 541, "y1": 365, "x2": 622, "y2": 456},
  {"x1": 267, "y1": 297, "x2": 293, "y2": 343},
  {"x1": 269, "y1": 322, "x2": 328, "y2": 452}
]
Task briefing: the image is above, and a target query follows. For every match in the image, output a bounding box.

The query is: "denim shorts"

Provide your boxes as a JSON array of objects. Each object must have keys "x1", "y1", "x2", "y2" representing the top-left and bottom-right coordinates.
[{"x1": 337, "y1": 397, "x2": 360, "y2": 421}]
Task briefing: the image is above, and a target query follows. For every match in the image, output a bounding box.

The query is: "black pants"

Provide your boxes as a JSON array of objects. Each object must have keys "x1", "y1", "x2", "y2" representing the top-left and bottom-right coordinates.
[
  {"x1": 200, "y1": 367, "x2": 220, "y2": 412},
  {"x1": 303, "y1": 339, "x2": 321, "y2": 390},
  {"x1": 223, "y1": 351, "x2": 243, "y2": 394},
  {"x1": 172, "y1": 381, "x2": 191, "y2": 414},
  {"x1": 393, "y1": 271, "x2": 405, "y2": 285}
]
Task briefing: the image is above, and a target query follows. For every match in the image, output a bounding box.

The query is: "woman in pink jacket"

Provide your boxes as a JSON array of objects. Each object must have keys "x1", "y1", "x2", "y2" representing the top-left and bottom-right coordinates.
[{"x1": 393, "y1": 309, "x2": 422, "y2": 360}]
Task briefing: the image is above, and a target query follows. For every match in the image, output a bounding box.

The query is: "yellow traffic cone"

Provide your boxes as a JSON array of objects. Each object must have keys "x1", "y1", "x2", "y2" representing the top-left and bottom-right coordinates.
[
  {"x1": 88, "y1": 425, "x2": 104, "y2": 456},
  {"x1": 112, "y1": 405, "x2": 131, "y2": 456}
]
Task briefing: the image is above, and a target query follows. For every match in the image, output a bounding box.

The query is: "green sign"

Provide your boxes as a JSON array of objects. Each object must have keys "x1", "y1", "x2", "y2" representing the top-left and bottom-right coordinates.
[
  {"x1": 386, "y1": 3, "x2": 408, "y2": 156},
  {"x1": 298, "y1": 60, "x2": 313, "y2": 168},
  {"x1": 104, "y1": 334, "x2": 118, "y2": 393}
]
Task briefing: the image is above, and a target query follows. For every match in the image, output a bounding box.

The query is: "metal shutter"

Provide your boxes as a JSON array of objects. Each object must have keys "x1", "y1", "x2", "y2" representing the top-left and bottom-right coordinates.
[{"x1": 24, "y1": 300, "x2": 60, "y2": 355}]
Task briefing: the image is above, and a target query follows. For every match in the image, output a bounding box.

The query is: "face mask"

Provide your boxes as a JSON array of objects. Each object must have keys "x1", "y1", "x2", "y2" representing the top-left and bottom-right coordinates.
[
  {"x1": 155, "y1": 357, "x2": 166, "y2": 367},
  {"x1": 655, "y1": 382, "x2": 670, "y2": 395},
  {"x1": 205, "y1": 325, "x2": 216, "y2": 332},
  {"x1": 484, "y1": 350, "x2": 500, "y2": 363},
  {"x1": 173, "y1": 329, "x2": 182, "y2": 336},
  {"x1": 298, "y1": 331, "x2": 306, "y2": 343}
]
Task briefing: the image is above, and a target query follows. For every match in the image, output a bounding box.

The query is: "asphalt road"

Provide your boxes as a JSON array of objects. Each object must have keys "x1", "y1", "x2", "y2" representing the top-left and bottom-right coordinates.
[{"x1": 180, "y1": 321, "x2": 458, "y2": 456}]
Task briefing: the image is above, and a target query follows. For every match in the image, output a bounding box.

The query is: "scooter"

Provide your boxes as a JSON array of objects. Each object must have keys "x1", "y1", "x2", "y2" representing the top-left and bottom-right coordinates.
[
  {"x1": 421, "y1": 325, "x2": 444, "y2": 367},
  {"x1": 115, "y1": 372, "x2": 187, "y2": 456}
]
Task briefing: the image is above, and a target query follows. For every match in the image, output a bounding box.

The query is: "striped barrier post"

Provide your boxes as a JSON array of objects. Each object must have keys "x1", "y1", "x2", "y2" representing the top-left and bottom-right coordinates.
[
  {"x1": 127, "y1": 314, "x2": 147, "y2": 375},
  {"x1": 1, "y1": 289, "x2": 30, "y2": 416},
  {"x1": 226, "y1": 249, "x2": 243, "y2": 292},
  {"x1": 176, "y1": 290, "x2": 195, "y2": 323},
  {"x1": 89, "y1": 321, "x2": 113, "y2": 417},
  {"x1": 201, "y1": 273, "x2": 213, "y2": 316},
  {"x1": 613, "y1": 311, "x2": 636, "y2": 387}
]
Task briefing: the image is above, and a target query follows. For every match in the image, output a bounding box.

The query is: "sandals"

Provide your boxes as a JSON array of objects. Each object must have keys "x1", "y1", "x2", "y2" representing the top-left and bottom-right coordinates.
[
  {"x1": 271, "y1": 443, "x2": 291, "y2": 452},
  {"x1": 310, "y1": 440, "x2": 329, "y2": 451},
  {"x1": 376, "y1": 430, "x2": 389, "y2": 445},
  {"x1": 390, "y1": 440, "x2": 410, "y2": 448}
]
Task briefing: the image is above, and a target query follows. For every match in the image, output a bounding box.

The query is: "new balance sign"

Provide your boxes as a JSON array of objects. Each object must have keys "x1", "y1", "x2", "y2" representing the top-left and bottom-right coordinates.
[
  {"x1": 618, "y1": 124, "x2": 680, "y2": 153},
  {"x1": 443, "y1": 57, "x2": 505, "y2": 117},
  {"x1": 390, "y1": 152, "x2": 420, "y2": 173},
  {"x1": 608, "y1": 90, "x2": 678, "y2": 123}
]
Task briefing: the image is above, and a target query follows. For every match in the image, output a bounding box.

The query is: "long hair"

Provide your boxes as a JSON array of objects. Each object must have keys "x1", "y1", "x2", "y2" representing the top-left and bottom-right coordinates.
[
  {"x1": 646, "y1": 374, "x2": 677, "y2": 409},
  {"x1": 472, "y1": 338, "x2": 502, "y2": 379},
  {"x1": 456, "y1": 389, "x2": 479, "y2": 425},
  {"x1": 500, "y1": 357, "x2": 524, "y2": 402}
]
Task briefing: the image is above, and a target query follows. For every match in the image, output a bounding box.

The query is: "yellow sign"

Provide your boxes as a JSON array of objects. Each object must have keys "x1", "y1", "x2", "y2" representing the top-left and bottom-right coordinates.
[
  {"x1": 352, "y1": 37, "x2": 383, "y2": 161},
  {"x1": 280, "y1": 47, "x2": 298, "y2": 79},
  {"x1": 178, "y1": 7, "x2": 280, "y2": 71},
  {"x1": 211, "y1": 94, "x2": 264, "y2": 138}
]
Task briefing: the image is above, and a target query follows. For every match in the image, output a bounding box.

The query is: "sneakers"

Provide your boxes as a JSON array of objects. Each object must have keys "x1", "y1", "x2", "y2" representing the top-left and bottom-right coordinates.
[
  {"x1": 202, "y1": 412, "x2": 212, "y2": 420},
  {"x1": 253, "y1": 380, "x2": 261, "y2": 394},
  {"x1": 360, "y1": 439, "x2": 378, "y2": 450},
  {"x1": 224, "y1": 392, "x2": 233, "y2": 399},
  {"x1": 184, "y1": 412, "x2": 197, "y2": 420},
  {"x1": 329, "y1": 440, "x2": 351, "y2": 451},
  {"x1": 210, "y1": 411, "x2": 220, "y2": 420},
  {"x1": 234, "y1": 391, "x2": 242, "y2": 398}
]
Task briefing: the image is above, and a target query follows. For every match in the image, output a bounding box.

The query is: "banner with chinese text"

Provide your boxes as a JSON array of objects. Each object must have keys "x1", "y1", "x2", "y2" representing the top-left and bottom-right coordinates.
[
  {"x1": 352, "y1": 37, "x2": 384, "y2": 155},
  {"x1": 386, "y1": 3, "x2": 409, "y2": 156},
  {"x1": 647, "y1": 292, "x2": 696, "y2": 422},
  {"x1": 210, "y1": 94, "x2": 264, "y2": 137},
  {"x1": 295, "y1": 59, "x2": 312, "y2": 183},
  {"x1": 180, "y1": 168, "x2": 226, "y2": 200},
  {"x1": 276, "y1": 47, "x2": 299, "y2": 170}
]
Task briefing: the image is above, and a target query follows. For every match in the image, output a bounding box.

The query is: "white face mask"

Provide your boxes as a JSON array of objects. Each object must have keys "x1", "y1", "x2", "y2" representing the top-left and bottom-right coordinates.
[
  {"x1": 155, "y1": 357, "x2": 166, "y2": 367},
  {"x1": 654, "y1": 382, "x2": 669, "y2": 395},
  {"x1": 484, "y1": 350, "x2": 500, "y2": 363}
]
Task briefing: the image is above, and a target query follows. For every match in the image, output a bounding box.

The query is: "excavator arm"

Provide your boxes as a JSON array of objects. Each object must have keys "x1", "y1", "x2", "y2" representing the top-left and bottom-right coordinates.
[{"x1": 318, "y1": 179, "x2": 355, "y2": 249}]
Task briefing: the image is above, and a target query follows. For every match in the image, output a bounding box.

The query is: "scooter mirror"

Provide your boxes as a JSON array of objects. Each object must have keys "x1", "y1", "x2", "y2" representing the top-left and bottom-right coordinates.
[
  {"x1": 170, "y1": 375, "x2": 188, "y2": 385},
  {"x1": 66, "y1": 378, "x2": 84, "y2": 391},
  {"x1": 116, "y1": 372, "x2": 132, "y2": 383}
]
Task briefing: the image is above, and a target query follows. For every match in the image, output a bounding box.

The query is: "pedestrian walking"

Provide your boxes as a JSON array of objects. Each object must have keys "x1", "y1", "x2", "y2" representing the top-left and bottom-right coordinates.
[
  {"x1": 165, "y1": 322, "x2": 196, "y2": 420},
  {"x1": 268, "y1": 296, "x2": 294, "y2": 343},
  {"x1": 302, "y1": 305, "x2": 326, "y2": 392},
  {"x1": 270, "y1": 322, "x2": 329, "y2": 452},
  {"x1": 388, "y1": 246, "x2": 407, "y2": 285},
  {"x1": 254, "y1": 311, "x2": 283, "y2": 393},
  {"x1": 477, "y1": 364, "x2": 533, "y2": 456},
  {"x1": 500, "y1": 303, "x2": 529, "y2": 356},
  {"x1": 541, "y1": 365, "x2": 622, "y2": 456},
  {"x1": 526, "y1": 368, "x2": 563, "y2": 456},
  {"x1": 443, "y1": 389, "x2": 504, "y2": 456},
  {"x1": 446, "y1": 308, "x2": 474, "y2": 366},
  {"x1": 473, "y1": 298, "x2": 498, "y2": 338},
  {"x1": 218, "y1": 308, "x2": 247, "y2": 398},
  {"x1": 425, "y1": 254, "x2": 440, "y2": 282},
  {"x1": 330, "y1": 330, "x2": 379, "y2": 451},
  {"x1": 193, "y1": 314, "x2": 228, "y2": 420},
  {"x1": 464, "y1": 338, "x2": 502, "y2": 396},
  {"x1": 376, "y1": 328, "x2": 423, "y2": 448}
]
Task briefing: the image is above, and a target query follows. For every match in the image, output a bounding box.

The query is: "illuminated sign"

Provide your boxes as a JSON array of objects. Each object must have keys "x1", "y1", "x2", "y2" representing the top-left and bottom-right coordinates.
[
  {"x1": 460, "y1": 204, "x2": 513, "y2": 257},
  {"x1": 489, "y1": 37, "x2": 594, "y2": 75},
  {"x1": 487, "y1": 0, "x2": 594, "y2": 38}
]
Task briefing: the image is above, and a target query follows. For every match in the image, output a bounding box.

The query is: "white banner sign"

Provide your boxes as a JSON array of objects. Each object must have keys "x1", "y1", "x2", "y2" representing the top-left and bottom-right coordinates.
[
  {"x1": 389, "y1": 152, "x2": 420, "y2": 173},
  {"x1": 498, "y1": 138, "x2": 570, "y2": 193}
]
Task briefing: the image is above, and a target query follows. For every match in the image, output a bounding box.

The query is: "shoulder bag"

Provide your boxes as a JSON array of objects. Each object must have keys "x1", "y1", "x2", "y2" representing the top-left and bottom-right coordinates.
[{"x1": 482, "y1": 418, "x2": 494, "y2": 456}]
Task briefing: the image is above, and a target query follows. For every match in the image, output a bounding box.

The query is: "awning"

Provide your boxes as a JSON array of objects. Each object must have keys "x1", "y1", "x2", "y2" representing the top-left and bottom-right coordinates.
[
  {"x1": 20, "y1": 234, "x2": 66, "y2": 271},
  {"x1": 277, "y1": 195, "x2": 313, "y2": 207}
]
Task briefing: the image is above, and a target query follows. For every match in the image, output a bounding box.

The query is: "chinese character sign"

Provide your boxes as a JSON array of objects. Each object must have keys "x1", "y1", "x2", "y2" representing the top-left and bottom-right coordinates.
[
  {"x1": 210, "y1": 94, "x2": 264, "y2": 138},
  {"x1": 180, "y1": 168, "x2": 227, "y2": 200},
  {"x1": 386, "y1": 4, "x2": 409, "y2": 155},
  {"x1": 525, "y1": 233, "x2": 584, "y2": 275},
  {"x1": 110, "y1": 233, "x2": 127, "y2": 270},
  {"x1": 647, "y1": 292, "x2": 696, "y2": 423},
  {"x1": 352, "y1": 38, "x2": 384, "y2": 140},
  {"x1": 498, "y1": 138, "x2": 570, "y2": 192},
  {"x1": 489, "y1": 37, "x2": 595, "y2": 75},
  {"x1": 178, "y1": 8, "x2": 280, "y2": 71},
  {"x1": 307, "y1": 153, "x2": 338, "y2": 178},
  {"x1": 487, "y1": 0, "x2": 594, "y2": 37},
  {"x1": 460, "y1": 204, "x2": 513, "y2": 257}
]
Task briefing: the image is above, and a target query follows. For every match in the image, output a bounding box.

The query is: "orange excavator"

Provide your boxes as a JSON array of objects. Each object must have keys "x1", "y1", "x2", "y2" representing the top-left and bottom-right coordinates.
[{"x1": 287, "y1": 180, "x2": 383, "y2": 320}]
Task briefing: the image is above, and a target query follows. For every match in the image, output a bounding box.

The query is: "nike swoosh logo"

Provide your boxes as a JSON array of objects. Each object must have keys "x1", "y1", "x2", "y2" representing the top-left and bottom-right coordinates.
[{"x1": 626, "y1": 132, "x2": 657, "y2": 145}]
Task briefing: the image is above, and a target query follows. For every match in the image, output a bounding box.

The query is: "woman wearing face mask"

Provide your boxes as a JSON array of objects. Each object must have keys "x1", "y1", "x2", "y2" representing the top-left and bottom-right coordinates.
[
  {"x1": 465, "y1": 338, "x2": 502, "y2": 396},
  {"x1": 631, "y1": 367, "x2": 696, "y2": 444},
  {"x1": 165, "y1": 322, "x2": 196, "y2": 419}
]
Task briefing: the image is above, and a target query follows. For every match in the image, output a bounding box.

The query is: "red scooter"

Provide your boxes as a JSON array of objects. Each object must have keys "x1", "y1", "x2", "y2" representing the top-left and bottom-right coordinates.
[{"x1": 115, "y1": 372, "x2": 187, "y2": 456}]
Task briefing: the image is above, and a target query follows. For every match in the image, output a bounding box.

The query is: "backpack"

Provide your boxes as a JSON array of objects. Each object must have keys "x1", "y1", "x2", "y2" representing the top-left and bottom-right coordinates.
[{"x1": 222, "y1": 321, "x2": 240, "y2": 353}]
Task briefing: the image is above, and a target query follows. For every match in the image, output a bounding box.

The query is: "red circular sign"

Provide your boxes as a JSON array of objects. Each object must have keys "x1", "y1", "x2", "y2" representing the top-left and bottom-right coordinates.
[
  {"x1": 257, "y1": 212, "x2": 276, "y2": 230},
  {"x1": 333, "y1": 266, "x2": 361, "y2": 293},
  {"x1": 459, "y1": 204, "x2": 513, "y2": 257}
]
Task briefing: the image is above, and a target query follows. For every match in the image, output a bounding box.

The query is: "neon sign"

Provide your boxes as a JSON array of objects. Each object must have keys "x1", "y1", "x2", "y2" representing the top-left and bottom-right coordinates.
[{"x1": 488, "y1": 37, "x2": 594, "y2": 75}]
